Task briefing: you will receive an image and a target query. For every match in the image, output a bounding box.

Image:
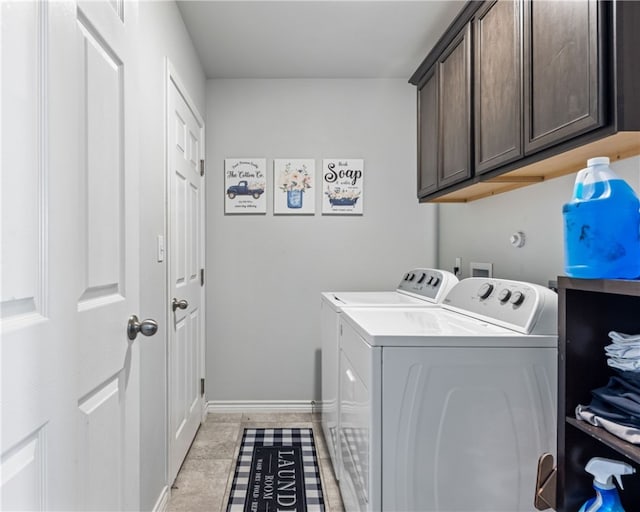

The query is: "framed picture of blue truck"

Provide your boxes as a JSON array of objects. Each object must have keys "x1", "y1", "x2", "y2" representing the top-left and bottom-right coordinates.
[
  {"x1": 227, "y1": 180, "x2": 264, "y2": 200},
  {"x1": 322, "y1": 159, "x2": 364, "y2": 215},
  {"x1": 224, "y1": 159, "x2": 267, "y2": 214}
]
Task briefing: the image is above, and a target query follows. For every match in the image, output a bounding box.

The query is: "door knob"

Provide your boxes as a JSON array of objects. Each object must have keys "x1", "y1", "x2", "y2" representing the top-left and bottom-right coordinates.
[
  {"x1": 172, "y1": 298, "x2": 189, "y2": 311},
  {"x1": 127, "y1": 315, "x2": 158, "y2": 340}
]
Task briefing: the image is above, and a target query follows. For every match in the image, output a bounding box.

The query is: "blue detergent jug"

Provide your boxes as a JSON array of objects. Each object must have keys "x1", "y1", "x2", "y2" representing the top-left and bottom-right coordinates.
[{"x1": 562, "y1": 157, "x2": 640, "y2": 279}]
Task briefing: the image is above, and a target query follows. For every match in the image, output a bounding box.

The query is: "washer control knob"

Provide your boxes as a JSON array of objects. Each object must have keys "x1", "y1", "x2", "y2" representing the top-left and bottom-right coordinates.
[
  {"x1": 498, "y1": 289, "x2": 512, "y2": 303},
  {"x1": 510, "y1": 291, "x2": 525, "y2": 306},
  {"x1": 478, "y1": 283, "x2": 494, "y2": 299},
  {"x1": 404, "y1": 273, "x2": 410, "y2": 281},
  {"x1": 417, "y1": 273, "x2": 426, "y2": 284},
  {"x1": 431, "y1": 277, "x2": 440, "y2": 287}
]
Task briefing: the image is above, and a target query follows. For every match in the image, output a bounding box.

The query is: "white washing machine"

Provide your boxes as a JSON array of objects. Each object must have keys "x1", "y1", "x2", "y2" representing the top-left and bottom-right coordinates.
[
  {"x1": 320, "y1": 269, "x2": 458, "y2": 482},
  {"x1": 338, "y1": 278, "x2": 558, "y2": 511}
]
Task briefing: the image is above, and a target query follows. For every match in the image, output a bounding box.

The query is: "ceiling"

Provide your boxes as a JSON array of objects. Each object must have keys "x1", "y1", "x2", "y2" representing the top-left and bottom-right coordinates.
[{"x1": 176, "y1": 1, "x2": 466, "y2": 79}]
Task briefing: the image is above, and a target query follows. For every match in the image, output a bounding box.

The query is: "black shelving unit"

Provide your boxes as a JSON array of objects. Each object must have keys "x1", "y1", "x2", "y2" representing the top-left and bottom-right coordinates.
[{"x1": 558, "y1": 277, "x2": 640, "y2": 511}]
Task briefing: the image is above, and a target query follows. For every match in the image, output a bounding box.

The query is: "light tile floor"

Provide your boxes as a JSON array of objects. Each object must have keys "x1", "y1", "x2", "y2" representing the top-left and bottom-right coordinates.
[{"x1": 167, "y1": 412, "x2": 344, "y2": 512}]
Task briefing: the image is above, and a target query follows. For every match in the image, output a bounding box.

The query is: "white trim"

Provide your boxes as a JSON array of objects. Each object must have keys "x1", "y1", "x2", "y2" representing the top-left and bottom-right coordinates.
[
  {"x1": 152, "y1": 485, "x2": 169, "y2": 512},
  {"x1": 207, "y1": 400, "x2": 317, "y2": 414}
]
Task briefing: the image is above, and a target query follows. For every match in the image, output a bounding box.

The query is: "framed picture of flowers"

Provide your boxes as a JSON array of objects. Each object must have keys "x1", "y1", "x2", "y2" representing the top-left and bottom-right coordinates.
[
  {"x1": 224, "y1": 158, "x2": 267, "y2": 214},
  {"x1": 322, "y1": 159, "x2": 364, "y2": 215},
  {"x1": 273, "y1": 159, "x2": 315, "y2": 215}
]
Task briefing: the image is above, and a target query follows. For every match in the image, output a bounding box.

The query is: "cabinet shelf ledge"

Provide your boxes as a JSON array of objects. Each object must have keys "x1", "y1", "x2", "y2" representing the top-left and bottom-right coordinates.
[{"x1": 566, "y1": 416, "x2": 640, "y2": 464}]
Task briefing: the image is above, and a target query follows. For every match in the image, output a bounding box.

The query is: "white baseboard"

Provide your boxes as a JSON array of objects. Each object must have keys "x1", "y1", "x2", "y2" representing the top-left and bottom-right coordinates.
[
  {"x1": 207, "y1": 400, "x2": 318, "y2": 414},
  {"x1": 152, "y1": 485, "x2": 169, "y2": 512}
]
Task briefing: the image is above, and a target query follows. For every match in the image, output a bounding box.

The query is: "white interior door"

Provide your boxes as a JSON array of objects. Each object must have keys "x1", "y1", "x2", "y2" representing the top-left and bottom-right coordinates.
[
  {"x1": 167, "y1": 70, "x2": 205, "y2": 485},
  {"x1": 73, "y1": 1, "x2": 141, "y2": 509},
  {"x1": 1, "y1": 1, "x2": 143, "y2": 510},
  {"x1": 1, "y1": 2, "x2": 73, "y2": 509}
]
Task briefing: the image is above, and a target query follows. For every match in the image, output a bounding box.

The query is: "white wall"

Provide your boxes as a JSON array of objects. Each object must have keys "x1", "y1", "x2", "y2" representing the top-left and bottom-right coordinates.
[
  {"x1": 137, "y1": 2, "x2": 206, "y2": 510},
  {"x1": 206, "y1": 79, "x2": 436, "y2": 402},
  {"x1": 438, "y1": 156, "x2": 640, "y2": 285}
]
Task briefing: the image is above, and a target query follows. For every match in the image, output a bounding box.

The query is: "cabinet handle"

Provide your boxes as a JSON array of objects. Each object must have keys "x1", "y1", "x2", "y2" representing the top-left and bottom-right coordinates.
[{"x1": 345, "y1": 368, "x2": 356, "y2": 383}]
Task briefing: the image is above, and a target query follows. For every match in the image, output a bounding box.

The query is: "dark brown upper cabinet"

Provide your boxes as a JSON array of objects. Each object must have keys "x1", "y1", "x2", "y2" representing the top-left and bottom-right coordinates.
[
  {"x1": 417, "y1": 24, "x2": 472, "y2": 198},
  {"x1": 474, "y1": 0, "x2": 523, "y2": 174},
  {"x1": 417, "y1": 66, "x2": 438, "y2": 197},
  {"x1": 410, "y1": 0, "x2": 640, "y2": 203},
  {"x1": 438, "y1": 24, "x2": 473, "y2": 188},
  {"x1": 524, "y1": 0, "x2": 603, "y2": 154}
]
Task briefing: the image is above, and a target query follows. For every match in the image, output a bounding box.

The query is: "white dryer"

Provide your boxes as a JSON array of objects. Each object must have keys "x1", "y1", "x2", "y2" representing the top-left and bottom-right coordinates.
[
  {"x1": 320, "y1": 269, "x2": 458, "y2": 482},
  {"x1": 338, "y1": 278, "x2": 558, "y2": 511}
]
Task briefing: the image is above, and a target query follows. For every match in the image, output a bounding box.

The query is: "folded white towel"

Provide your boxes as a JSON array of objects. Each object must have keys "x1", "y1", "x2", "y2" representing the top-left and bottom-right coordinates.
[
  {"x1": 607, "y1": 357, "x2": 640, "y2": 371},
  {"x1": 609, "y1": 331, "x2": 640, "y2": 344},
  {"x1": 605, "y1": 345, "x2": 640, "y2": 358}
]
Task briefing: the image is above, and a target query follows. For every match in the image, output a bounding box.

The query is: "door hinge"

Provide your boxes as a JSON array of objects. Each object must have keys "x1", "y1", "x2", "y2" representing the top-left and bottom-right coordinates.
[
  {"x1": 200, "y1": 159, "x2": 205, "y2": 177},
  {"x1": 200, "y1": 268, "x2": 204, "y2": 286},
  {"x1": 200, "y1": 378, "x2": 205, "y2": 397}
]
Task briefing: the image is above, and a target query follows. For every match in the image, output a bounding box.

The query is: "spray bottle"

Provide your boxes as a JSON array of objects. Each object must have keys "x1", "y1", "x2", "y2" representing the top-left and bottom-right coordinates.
[{"x1": 578, "y1": 457, "x2": 636, "y2": 512}]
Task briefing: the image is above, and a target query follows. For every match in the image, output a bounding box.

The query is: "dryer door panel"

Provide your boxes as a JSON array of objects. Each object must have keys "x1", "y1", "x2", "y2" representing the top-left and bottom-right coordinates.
[
  {"x1": 339, "y1": 348, "x2": 369, "y2": 511},
  {"x1": 320, "y1": 299, "x2": 340, "y2": 478},
  {"x1": 381, "y1": 346, "x2": 556, "y2": 511}
]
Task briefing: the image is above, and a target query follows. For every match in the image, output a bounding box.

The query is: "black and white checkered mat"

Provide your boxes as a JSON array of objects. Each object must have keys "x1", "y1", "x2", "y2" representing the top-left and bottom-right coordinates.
[{"x1": 226, "y1": 428, "x2": 325, "y2": 512}]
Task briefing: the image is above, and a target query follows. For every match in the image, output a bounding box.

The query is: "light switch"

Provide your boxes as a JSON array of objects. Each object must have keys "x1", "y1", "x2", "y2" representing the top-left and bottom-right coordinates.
[{"x1": 157, "y1": 235, "x2": 165, "y2": 262}]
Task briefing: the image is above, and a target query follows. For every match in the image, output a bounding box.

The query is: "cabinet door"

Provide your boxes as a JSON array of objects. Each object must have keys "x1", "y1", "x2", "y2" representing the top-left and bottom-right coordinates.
[
  {"x1": 524, "y1": 0, "x2": 603, "y2": 154},
  {"x1": 438, "y1": 23, "x2": 472, "y2": 188},
  {"x1": 417, "y1": 66, "x2": 438, "y2": 197},
  {"x1": 475, "y1": 0, "x2": 523, "y2": 174}
]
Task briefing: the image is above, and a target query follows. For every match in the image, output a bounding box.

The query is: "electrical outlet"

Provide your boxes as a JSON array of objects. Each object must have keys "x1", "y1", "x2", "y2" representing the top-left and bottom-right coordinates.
[
  {"x1": 470, "y1": 262, "x2": 493, "y2": 277},
  {"x1": 454, "y1": 257, "x2": 461, "y2": 276}
]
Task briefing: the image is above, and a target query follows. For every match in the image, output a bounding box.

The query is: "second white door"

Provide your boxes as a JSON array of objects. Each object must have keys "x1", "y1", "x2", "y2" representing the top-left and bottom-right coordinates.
[{"x1": 168, "y1": 70, "x2": 205, "y2": 484}]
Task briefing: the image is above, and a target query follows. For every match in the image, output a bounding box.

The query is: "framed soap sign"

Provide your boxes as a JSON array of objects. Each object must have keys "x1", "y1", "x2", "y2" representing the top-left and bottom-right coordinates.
[
  {"x1": 224, "y1": 158, "x2": 267, "y2": 214},
  {"x1": 322, "y1": 159, "x2": 364, "y2": 215}
]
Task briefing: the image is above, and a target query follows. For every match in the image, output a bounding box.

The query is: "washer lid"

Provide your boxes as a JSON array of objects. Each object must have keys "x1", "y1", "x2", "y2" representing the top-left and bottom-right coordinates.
[
  {"x1": 340, "y1": 307, "x2": 557, "y2": 348},
  {"x1": 323, "y1": 291, "x2": 431, "y2": 309}
]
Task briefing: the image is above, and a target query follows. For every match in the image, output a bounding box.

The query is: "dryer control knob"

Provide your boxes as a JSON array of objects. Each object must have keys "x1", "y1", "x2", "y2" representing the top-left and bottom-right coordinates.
[
  {"x1": 510, "y1": 291, "x2": 525, "y2": 306},
  {"x1": 417, "y1": 273, "x2": 426, "y2": 284},
  {"x1": 478, "y1": 283, "x2": 494, "y2": 299},
  {"x1": 498, "y1": 289, "x2": 512, "y2": 303},
  {"x1": 431, "y1": 277, "x2": 440, "y2": 287}
]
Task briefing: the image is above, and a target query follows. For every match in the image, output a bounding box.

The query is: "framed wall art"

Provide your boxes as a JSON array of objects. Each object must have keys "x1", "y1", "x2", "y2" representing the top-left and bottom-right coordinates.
[
  {"x1": 224, "y1": 158, "x2": 267, "y2": 214},
  {"x1": 273, "y1": 159, "x2": 316, "y2": 215},
  {"x1": 322, "y1": 159, "x2": 364, "y2": 215}
]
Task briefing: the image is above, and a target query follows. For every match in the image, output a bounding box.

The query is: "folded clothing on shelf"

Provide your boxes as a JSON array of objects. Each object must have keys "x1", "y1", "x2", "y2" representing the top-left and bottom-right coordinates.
[
  {"x1": 576, "y1": 331, "x2": 640, "y2": 444},
  {"x1": 576, "y1": 404, "x2": 640, "y2": 444},
  {"x1": 609, "y1": 331, "x2": 640, "y2": 344},
  {"x1": 606, "y1": 331, "x2": 640, "y2": 371},
  {"x1": 607, "y1": 358, "x2": 640, "y2": 371}
]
